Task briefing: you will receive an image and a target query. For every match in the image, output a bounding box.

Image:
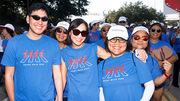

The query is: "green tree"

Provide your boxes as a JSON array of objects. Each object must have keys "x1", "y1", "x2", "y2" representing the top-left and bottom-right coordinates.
[
  {"x1": 0, "y1": 0, "x2": 89, "y2": 26},
  {"x1": 106, "y1": 1, "x2": 165, "y2": 25}
]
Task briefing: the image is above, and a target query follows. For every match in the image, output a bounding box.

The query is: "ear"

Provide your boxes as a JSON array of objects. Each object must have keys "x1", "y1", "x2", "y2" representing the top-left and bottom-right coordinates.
[{"x1": 26, "y1": 15, "x2": 30, "y2": 24}]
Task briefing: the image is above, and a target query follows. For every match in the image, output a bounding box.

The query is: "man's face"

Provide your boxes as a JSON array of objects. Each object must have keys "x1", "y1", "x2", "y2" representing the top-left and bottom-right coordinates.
[
  {"x1": 26, "y1": 9, "x2": 48, "y2": 35},
  {"x1": 118, "y1": 20, "x2": 126, "y2": 26}
]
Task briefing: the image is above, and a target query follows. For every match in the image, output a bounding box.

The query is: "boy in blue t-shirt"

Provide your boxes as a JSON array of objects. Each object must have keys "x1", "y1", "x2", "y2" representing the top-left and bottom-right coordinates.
[{"x1": 1, "y1": 3, "x2": 63, "y2": 101}]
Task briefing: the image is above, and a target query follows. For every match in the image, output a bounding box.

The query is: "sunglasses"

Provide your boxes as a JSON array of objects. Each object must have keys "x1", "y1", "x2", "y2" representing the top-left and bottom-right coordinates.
[
  {"x1": 73, "y1": 29, "x2": 88, "y2": 37},
  {"x1": 133, "y1": 35, "x2": 148, "y2": 41},
  {"x1": 102, "y1": 29, "x2": 109, "y2": 32},
  {"x1": 30, "y1": 15, "x2": 48, "y2": 22},
  {"x1": 151, "y1": 29, "x2": 161, "y2": 33},
  {"x1": 109, "y1": 38, "x2": 126, "y2": 44},
  {"x1": 119, "y1": 21, "x2": 126, "y2": 23},
  {"x1": 56, "y1": 28, "x2": 67, "y2": 34}
]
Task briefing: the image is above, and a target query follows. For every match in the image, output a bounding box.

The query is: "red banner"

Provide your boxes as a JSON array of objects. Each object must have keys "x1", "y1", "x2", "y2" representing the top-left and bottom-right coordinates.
[{"x1": 165, "y1": 0, "x2": 180, "y2": 13}]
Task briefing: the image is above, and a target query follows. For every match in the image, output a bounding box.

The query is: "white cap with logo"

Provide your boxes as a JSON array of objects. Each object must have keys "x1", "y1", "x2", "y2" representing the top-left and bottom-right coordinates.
[
  {"x1": 132, "y1": 26, "x2": 149, "y2": 35},
  {"x1": 53, "y1": 21, "x2": 70, "y2": 30},
  {"x1": 107, "y1": 25, "x2": 128, "y2": 40}
]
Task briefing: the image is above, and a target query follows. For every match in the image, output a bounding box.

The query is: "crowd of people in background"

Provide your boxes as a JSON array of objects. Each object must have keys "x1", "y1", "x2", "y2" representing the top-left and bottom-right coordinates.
[{"x1": 0, "y1": 2, "x2": 180, "y2": 101}]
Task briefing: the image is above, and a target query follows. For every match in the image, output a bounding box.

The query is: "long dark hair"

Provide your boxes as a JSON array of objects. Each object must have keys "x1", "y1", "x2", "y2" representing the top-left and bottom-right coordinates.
[{"x1": 67, "y1": 18, "x2": 89, "y2": 45}]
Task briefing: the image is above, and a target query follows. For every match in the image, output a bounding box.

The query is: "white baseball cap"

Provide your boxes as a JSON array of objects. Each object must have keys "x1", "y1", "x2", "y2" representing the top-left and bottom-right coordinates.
[
  {"x1": 160, "y1": 22, "x2": 164, "y2": 27},
  {"x1": 2, "y1": 23, "x2": 15, "y2": 32},
  {"x1": 130, "y1": 23, "x2": 136, "y2": 27},
  {"x1": 118, "y1": 16, "x2": 127, "y2": 22},
  {"x1": 132, "y1": 26, "x2": 149, "y2": 35},
  {"x1": 53, "y1": 21, "x2": 69, "y2": 30},
  {"x1": 90, "y1": 20, "x2": 100, "y2": 27},
  {"x1": 107, "y1": 25, "x2": 128, "y2": 40},
  {"x1": 100, "y1": 23, "x2": 111, "y2": 30}
]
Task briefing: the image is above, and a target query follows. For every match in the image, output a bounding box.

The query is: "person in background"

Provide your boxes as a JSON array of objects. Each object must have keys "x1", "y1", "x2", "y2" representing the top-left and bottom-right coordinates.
[
  {"x1": 98, "y1": 25, "x2": 154, "y2": 101},
  {"x1": 61, "y1": 18, "x2": 110, "y2": 101},
  {"x1": 44, "y1": 23, "x2": 54, "y2": 36},
  {"x1": 129, "y1": 23, "x2": 136, "y2": 33},
  {"x1": 0, "y1": 26, "x2": 5, "y2": 75},
  {"x1": 14, "y1": 27, "x2": 24, "y2": 36},
  {"x1": 51, "y1": 21, "x2": 70, "y2": 101},
  {"x1": 171, "y1": 27, "x2": 180, "y2": 88},
  {"x1": 1, "y1": 3, "x2": 63, "y2": 101},
  {"x1": 96, "y1": 23, "x2": 111, "y2": 49},
  {"x1": 160, "y1": 23, "x2": 170, "y2": 43},
  {"x1": 149, "y1": 23, "x2": 178, "y2": 101},
  {"x1": 86, "y1": 20, "x2": 101, "y2": 43},
  {"x1": 118, "y1": 16, "x2": 132, "y2": 39}
]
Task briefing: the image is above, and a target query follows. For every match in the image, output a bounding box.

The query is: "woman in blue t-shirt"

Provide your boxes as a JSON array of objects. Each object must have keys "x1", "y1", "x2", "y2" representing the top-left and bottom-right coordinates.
[
  {"x1": 51, "y1": 21, "x2": 70, "y2": 101},
  {"x1": 98, "y1": 25, "x2": 154, "y2": 101},
  {"x1": 130, "y1": 26, "x2": 172, "y2": 100},
  {"x1": 149, "y1": 23, "x2": 178, "y2": 101},
  {"x1": 61, "y1": 18, "x2": 110, "y2": 101}
]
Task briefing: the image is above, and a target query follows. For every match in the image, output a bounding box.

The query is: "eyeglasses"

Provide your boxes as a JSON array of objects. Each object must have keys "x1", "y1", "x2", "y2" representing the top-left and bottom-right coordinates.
[
  {"x1": 109, "y1": 38, "x2": 126, "y2": 44},
  {"x1": 119, "y1": 21, "x2": 126, "y2": 23},
  {"x1": 102, "y1": 29, "x2": 109, "y2": 32},
  {"x1": 73, "y1": 29, "x2": 88, "y2": 37},
  {"x1": 133, "y1": 35, "x2": 148, "y2": 41},
  {"x1": 151, "y1": 29, "x2": 161, "y2": 33},
  {"x1": 30, "y1": 15, "x2": 49, "y2": 22},
  {"x1": 56, "y1": 28, "x2": 68, "y2": 34}
]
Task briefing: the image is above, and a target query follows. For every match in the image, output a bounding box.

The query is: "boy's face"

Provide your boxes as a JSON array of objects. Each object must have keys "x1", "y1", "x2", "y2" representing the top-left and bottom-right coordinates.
[{"x1": 26, "y1": 9, "x2": 48, "y2": 35}]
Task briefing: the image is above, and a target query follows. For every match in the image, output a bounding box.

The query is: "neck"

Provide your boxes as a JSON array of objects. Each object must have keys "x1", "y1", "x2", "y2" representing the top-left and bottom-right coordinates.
[
  {"x1": 59, "y1": 42, "x2": 66, "y2": 49},
  {"x1": 91, "y1": 28, "x2": 97, "y2": 32},
  {"x1": 26, "y1": 31, "x2": 42, "y2": 40},
  {"x1": 72, "y1": 43, "x2": 84, "y2": 49},
  {"x1": 150, "y1": 38, "x2": 159, "y2": 43}
]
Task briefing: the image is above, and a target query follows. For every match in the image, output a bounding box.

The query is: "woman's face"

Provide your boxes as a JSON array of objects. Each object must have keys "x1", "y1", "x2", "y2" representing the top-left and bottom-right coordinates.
[
  {"x1": 131, "y1": 31, "x2": 149, "y2": 51},
  {"x1": 93, "y1": 23, "x2": 100, "y2": 30},
  {"x1": 55, "y1": 26, "x2": 67, "y2": 43},
  {"x1": 70, "y1": 23, "x2": 87, "y2": 49},
  {"x1": 108, "y1": 37, "x2": 127, "y2": 57},
  {"x1": 150, "y1": 25, "x2": 162, "y2": 40},
  {"x1": 101, "y1": 26, "x2": 111, "y2": 39}
]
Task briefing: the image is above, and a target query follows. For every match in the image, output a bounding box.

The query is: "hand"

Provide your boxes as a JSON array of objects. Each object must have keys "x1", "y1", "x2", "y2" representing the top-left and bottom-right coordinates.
[
  {"x1": 135, "y1": 49, "x2": 148, "y2": 63},
  {"x1": 162, "y1": 60, "x2": 172, "y2": 76}
]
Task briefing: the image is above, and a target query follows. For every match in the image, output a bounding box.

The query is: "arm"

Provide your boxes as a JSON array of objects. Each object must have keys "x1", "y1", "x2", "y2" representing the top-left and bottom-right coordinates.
[
  {"x1": 171, "y1": 29, "x2": 180, "y2": 44},
  {"x1": 154, "y1": 60, "x2": 172, "y2": 86},
  {"x1": 61, "y1": 58, "x2": 67, "y2": 90},
  {"x1": 5, "y1": 66, "x2": 15, "y2": 101},
  {"x1": 97, "y1": 46, "x2": 110, "y2": 59},
  {"x1": 53, "y1": 65, "x2": 63, "y2": 101},
  {"x1": 141, "y1": 80, "x2": 155, "y2": 101}
]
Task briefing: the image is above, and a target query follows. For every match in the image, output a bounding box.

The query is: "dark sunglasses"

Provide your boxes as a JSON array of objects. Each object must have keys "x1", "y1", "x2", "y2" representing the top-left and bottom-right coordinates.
[
  {"x1": 119, "y1": 21, "x2": 126, "y2": 23},
  {"x1": 73, "y1": 29, "x2": 88, "y2": 37},
  {"x1": 133, "y1": 35, "x2": 148, "y2": 41},
  {"x1": 151, "y1": 29, "x2": 161, "y2": 33},
  {"x1": 30, "y1": 15, "x2": 48, "y2": 22},
  {"x1": 56, "y1": 28, "x2": 67, "y2": 34},
  {"x1": 102, "y1": 29, "x2": 109, "y2": 32}
]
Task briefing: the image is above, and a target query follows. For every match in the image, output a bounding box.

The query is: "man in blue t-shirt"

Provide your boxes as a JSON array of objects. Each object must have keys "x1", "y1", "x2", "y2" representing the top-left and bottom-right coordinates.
[{"x1": 1, "y1": 3, "x2": 63, "y2": 101}]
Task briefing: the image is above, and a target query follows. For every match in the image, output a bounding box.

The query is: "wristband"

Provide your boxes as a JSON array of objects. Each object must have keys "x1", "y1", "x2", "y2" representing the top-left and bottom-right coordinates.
[{"x1": 164, "y1": 72, "x2": 170, "y2": 78}]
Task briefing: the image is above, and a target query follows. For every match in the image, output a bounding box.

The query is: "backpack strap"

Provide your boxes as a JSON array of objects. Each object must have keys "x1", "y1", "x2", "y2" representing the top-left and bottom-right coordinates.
[
  {"x1": 132, "y1": 53, "x2": 136, "y2": 66},
  {"x1": 102, "y1": 59, "x2": 106, "y2": 70}
]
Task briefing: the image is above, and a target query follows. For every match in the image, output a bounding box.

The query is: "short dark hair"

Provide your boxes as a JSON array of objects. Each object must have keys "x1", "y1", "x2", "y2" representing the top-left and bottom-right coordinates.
[
  {"x1": 67, "y1": 18, "x2": 89, "y2": 45},
  {"x1": 104, "y1": 38, "x2": 131, "y2": 53},
  {"x1": 28, "y1": 3, "x2": 49, "y2": 16}
]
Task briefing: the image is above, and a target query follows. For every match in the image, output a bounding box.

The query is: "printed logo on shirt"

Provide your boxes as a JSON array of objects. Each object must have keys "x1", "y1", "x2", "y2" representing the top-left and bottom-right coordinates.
[
  {"x1": 68, "y1": 55, "x2": 92, "y2": 72},
  {"x1": 102, "y1": 64, "x2": 128, "y2": 82},
  {"x1": 150, "y1": 47, "x2": 156, "y2": 51},
  {"x1": 20, "y1": 50, "x2": 48, "y2": 66}
]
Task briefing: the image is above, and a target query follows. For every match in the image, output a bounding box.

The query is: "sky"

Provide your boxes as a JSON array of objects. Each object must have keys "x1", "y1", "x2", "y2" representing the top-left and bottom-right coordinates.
[{"x1": 71, "y1": 0, "x2": 164, "y2": 23}]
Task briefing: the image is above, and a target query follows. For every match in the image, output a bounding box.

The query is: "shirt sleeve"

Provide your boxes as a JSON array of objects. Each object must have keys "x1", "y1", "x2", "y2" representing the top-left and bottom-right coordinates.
[
  {"x1": 133, "y1": 53, "x2": 153, "y2": 84},
  {"x1": 1, "y1": 39, "x2": 16, "y2": 67},
  {"x1": 52, "y1": 41, "x2": 62, "y2": 65},
  {"x1": 151, "y1": 57, "x2": 162, "y2": 81},
  {"x1": 98, "y1": 60, "x2": 104, "y2": 87}
]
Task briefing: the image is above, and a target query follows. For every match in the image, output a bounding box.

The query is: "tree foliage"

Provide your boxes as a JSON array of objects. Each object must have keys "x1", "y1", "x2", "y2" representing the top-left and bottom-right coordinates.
[
  {"x1": 106, "y1": 1, "x2": 165, "y2": 25},
  {"x1": 0, "y1": 0, "x2": 89, "y2": 26}
]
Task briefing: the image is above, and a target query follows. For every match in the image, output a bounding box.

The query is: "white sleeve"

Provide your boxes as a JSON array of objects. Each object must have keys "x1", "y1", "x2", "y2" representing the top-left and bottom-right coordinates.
[
  {"x1": 140, "y1": 80, "x2": 155, "y2": 101},
  {"x1": 99, "y1": 87, "x2": 105, "y2": 101}
]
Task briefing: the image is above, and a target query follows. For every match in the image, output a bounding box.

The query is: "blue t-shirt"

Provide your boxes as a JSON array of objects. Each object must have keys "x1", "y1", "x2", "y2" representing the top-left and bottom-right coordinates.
[
  {"x1": 96, "y1": 39, "x2": 105, "y2": 49},
  {"x1": 98, "y1": 52, "x2": 152, "y2": 101},
  {"x1": 62, "y1": 43, "x2": 99, "y2": 101},
  {"x1": 161, "y1": 33, "x2": 170, "y2": 43},
  {"x1": 127, "y1": 29, "x2": 132, "y2": 39},
  {"x1": 171, "y1": 33, "x2": 180, "y2": 53},
  {"x1": 87, "y1": 30, "x2": 102, "y2": 43},
  {"x1": 1, "y1": 33, "x2": 61, "y2": 101},
  {"x1": 2, "y1": 39, "x2": 8, "y2": 51}
]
